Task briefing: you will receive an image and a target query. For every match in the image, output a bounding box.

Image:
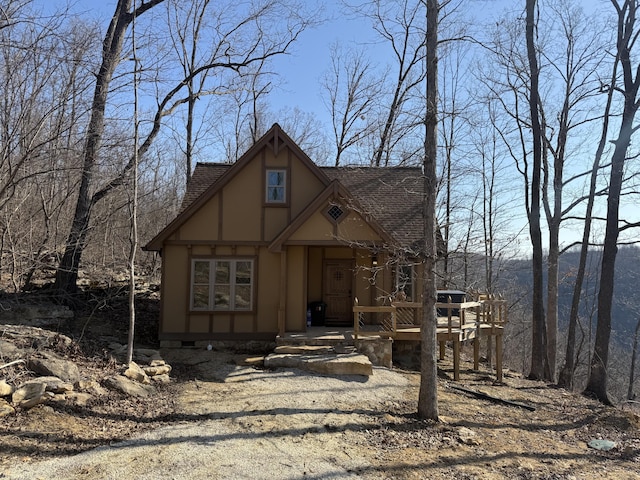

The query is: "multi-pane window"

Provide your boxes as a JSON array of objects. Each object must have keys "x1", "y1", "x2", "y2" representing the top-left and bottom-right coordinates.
[
  {"x1": 266, "y1": 169, "x2": 286, "y2": 203},
  {"x1": 191, "y1": 259, "x2": 253, "y2": 311}
]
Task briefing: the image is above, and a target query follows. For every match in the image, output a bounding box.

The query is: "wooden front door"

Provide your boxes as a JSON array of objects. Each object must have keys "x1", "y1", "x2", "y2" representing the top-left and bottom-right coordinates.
[{"x1": 324, "y1": 259, "x2": 354, "y2": 326}]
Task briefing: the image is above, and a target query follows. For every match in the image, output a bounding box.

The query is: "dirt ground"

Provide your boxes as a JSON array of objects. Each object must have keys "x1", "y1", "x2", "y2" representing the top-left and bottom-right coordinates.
[{"x1": 1, "y1": 339, "x2": 639, "y2": 479}]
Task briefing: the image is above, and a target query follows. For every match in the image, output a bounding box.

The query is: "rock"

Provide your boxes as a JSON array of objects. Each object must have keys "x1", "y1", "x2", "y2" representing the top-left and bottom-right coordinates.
[
  {"x1": 103, "y1": 375, "x2": 154, "y2": 397},
  {"x1": 134, "y1": 348, "x2": 161, "y2": 362},
  {"x1": 149, "y1": 359, "x2": 166, "y2": 367},
  {"x1": 0, "y1": 340, "x2": 22, "y2": 360},
  {"x1": 234, "y1": 356, "x2": 265, "y2": 367},
  {"x1": 0, "y1": 398, "x2": 15, "y2": 416},
  {"x1": 12, "y1": 381, "x2": 48, "y2": 409},
  {"x1": 124, "y1": 362, "x2": 150, "y2": 384},
  {"x1": 0, "y1": 304, "x2": 73, "y2": 328},
  {"x1": 75, "y1": 379, "x2": 108, "y2": 396},
  {"x1": 26, "y1": 376, "x2": 73, "y2": 394},
  {"x1": 0, "y1": 379, "x2": 14, "y2": 397},
  {"x1": 143, "y1": 364, "x2": 171, "y2": 376},
  {"x1": 588, "y1": 439, "x2": 617, "y2": 451},
  {"x1": 274, "y1": 345, "x2": 334, "y2": 355},
  {"x1": 66, "y1": 392, "x2": 93, "y2": 407},
  {"x1": 457, "y1": 427, "x2": 480, "y2": 445},
  {"x1": 264, "y1": 353, "x2": 373, "y2": 376},
  {"x1": 150, "y1": 374, "x2": 171, "y2": 384},
  {"x1": 28, "y1": 354, "x2": 80, "y2": 383}
]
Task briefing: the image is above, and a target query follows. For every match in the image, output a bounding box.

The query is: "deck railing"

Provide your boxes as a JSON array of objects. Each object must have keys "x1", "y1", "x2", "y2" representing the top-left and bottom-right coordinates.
[{"x1": 352, "y1": 294, "x2": 508, "y2": 381}]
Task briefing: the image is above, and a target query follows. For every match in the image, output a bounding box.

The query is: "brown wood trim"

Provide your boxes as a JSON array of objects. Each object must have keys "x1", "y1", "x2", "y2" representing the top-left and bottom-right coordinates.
[
  {"x1": 163, "y1": 240, "x2": 271, "y2": 247},
  {"x1": 185, "y1": 245, "x2": 193, "y2": 333},
  {"x1": 261, "y1": 150, "x2": 265, "y2": 241},
  {"x1": 303, "y1": 245, "x2": 309, "y2": 326},
  {"x1": 283, "y1": 240, "x2": 379, "y2": 247},
  {"x1": 278, "y1": 250, "x2": 287, "y2": 335},
  {"x1": 287, "y1": 150, "x2": 292, "y2": 225},
  {"x1": 159, "y1": 251, "x2": 167, "y2": 339},
  {"x1": 254, "y1": 246, "x2": 260, "y2": 332},
  {"x1": 159, "y1": 332, "x2": 277, "y2": 342},
  {"x1": 218, "y1": 188, "x2": 223, "y2": 241}
]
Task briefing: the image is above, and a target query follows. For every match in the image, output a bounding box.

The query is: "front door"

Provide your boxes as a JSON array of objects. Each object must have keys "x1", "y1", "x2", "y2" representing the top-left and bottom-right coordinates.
[{"x1": 323, "y1": 259, "x2": 354, "y2": 326}]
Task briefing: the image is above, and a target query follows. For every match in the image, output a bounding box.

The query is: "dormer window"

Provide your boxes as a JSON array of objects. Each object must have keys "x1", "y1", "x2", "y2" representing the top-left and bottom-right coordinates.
[{"x1": 266, "y1": 169, "x2": 286, "y2": 203}]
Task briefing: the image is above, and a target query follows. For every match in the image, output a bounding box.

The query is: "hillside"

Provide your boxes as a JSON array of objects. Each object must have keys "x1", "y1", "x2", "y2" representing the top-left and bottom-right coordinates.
[{"x1": 1, "y1": 298, "x2": 639, "y2": 479}]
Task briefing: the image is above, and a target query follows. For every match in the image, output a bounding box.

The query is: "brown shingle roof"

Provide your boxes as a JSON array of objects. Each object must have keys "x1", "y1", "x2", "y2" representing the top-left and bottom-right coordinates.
[
  {"x1": 322, "y1": 167, "x2": 425, "y2": 254},
  {"x1": 181, "y1": 163, "x2": 231, "y2": 211}
]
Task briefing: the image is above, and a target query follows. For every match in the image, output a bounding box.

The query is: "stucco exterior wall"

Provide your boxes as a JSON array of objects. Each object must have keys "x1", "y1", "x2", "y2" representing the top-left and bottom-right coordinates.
[
  {"x1": 161, "y1": 244, "x2": 189, "y2": 334},
  {"x1": 285, "y1": 246, "x2": 306, "y2": 331}
]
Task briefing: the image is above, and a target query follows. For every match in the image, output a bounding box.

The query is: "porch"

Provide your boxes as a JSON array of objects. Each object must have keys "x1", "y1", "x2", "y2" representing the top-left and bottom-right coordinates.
[
  {"x1": 276, "y1": 294, "x2": 507, "y2": 381},
  {"x1": 352, "y1": 294, "x2": 508, "y2": 381}
]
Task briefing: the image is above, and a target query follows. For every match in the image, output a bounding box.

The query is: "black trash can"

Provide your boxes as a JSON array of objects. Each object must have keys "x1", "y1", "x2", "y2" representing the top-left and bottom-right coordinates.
[
  {"x1": 437, "y1": 290, "x2": 466, "y2": 316},
  {"x1": 309, "y1": 301, "x2": 327, "y2": 326}
]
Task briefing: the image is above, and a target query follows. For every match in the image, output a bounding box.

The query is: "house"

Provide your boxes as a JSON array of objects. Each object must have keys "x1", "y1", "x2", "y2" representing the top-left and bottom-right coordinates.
[{"x1": 144, "y1": 123, "x2": 433, "y2": 347}]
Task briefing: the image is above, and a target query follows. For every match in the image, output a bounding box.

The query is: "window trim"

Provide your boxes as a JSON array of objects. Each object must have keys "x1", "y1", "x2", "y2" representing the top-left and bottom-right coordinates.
[
  {"x1": 190, "y1": 257, "x2": 255, "y2": 312},
  {"x1": 394, "y1": 262, "x2": 415, "y2": 301},
  {"x1": 265, "y1": 168, "x2": 287, "y2": 204}
]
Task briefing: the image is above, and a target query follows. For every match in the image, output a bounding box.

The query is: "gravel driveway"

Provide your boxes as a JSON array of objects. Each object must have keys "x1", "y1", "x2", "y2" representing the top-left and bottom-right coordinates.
[{"x1": 4, "y1": 353, "x2": 412, "y2": 479}]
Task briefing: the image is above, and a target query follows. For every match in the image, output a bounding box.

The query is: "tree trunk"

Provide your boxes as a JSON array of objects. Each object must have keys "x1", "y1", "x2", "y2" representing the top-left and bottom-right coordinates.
[
  {"x1": 557, "y1": 50, "x2": 616, "y2": 389},
  {"x1": 628, "y1": 317, "x2": 640, "y2": 400},
  {"x1": 585, "y1": 0, "x2": 639, "y2": 405},
  {"x1": 54, "y1": 0, "x2": 133, "y2": 294},
  {"x1": 525, "y1": 0, "x2": 550, "y2": 381},
  {"x1": 417, "y1": 0, "x2": 439, "y2": 422}
]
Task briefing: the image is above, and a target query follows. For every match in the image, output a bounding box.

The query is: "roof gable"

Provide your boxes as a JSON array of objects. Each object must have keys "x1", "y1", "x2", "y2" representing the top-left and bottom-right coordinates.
[
  {"x1": 144, "y1": 123, "x2": 332, "y2": 251},
  {"x1": 268, "y1": 180, "x2": 395, "y2": 252},
  {"x1": 322, "y1": 167, "x2": 426, "y2": 254},
  {"x1": 144, "y1": 125, "x2": 429, "y2": 254}
]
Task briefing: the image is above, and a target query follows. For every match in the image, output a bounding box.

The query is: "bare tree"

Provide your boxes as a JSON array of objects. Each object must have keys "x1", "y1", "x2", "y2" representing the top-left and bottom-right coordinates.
[
  {"x1": 166, "y1": 0, "x2": 214, "y2": 184},
  {"x1": 585, "y1": 0, "x2": 640, "y2": 405},
  {"x1": 54, "y1": 0, "x2": 310, "y2": 294},
  {"x1": 418, "y1": 0, "x2": 439, "y2": 422},
  {"x1": 0, "y1": 1, "x2": 97, "y2": 290},
  {"x1": 524, "y1": 0, "x2": 550, "y2": 381},
  {"x1": 321, "y1": 43, "x2": 382, "y2": 166},
  {"x1": 364, "y1": 0, "x2": 426, "y2": 167},
  {"x1": 557, "y1": 14, "x2": 617, "y2": 390},
  {"x1": 538, "y1": 0, "x2": 607, "y2": 380}
]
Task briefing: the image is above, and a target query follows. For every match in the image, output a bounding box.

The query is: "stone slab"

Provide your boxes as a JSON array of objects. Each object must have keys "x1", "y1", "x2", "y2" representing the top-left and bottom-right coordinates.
[{"x1": 264, "y1": 353, "x2": 373, "y2": 376}]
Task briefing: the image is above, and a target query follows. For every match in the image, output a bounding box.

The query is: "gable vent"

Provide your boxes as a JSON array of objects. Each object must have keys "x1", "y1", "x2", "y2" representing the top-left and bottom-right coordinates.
[{"x1": 326, "y1": 204, "x2": 346, "y2": 223}]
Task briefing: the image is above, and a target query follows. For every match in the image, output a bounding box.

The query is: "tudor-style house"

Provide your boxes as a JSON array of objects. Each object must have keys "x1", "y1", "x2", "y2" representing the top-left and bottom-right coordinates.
[{"x1": 144, "y1": 124, "x2": 431, "y2": 346}]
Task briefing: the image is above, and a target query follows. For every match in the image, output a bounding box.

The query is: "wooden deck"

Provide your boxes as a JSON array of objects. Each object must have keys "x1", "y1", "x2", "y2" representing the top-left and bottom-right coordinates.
[{"x1": 353, "y1": 296, "x2": 507, "y2": 381}]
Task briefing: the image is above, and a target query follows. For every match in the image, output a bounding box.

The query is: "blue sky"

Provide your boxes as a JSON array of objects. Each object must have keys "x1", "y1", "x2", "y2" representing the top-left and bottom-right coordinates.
[{"x1": 46, "y1": 0, "x2": 631, "y2": 253}]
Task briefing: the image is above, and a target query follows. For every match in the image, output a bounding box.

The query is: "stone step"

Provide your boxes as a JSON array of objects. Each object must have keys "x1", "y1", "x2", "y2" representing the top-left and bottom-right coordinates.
[
  {"x1": 274, "y1": 345, "x2": 357, "y2": 355},
  {"x1": 275, "y1": 331, "x2": 356, "y2": 348},
  {"x1": 263, "y1": 352, "x2": 373, "y2": 376}
]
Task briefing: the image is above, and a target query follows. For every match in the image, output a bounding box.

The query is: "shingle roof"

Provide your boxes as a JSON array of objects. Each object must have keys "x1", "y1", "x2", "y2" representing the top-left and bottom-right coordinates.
[
  {"x1": 181, "y1": 163, "x2": 231, "y2": 211},
  {"x1": 322, "y1": 167, "x2": 425, "y2": 254}
]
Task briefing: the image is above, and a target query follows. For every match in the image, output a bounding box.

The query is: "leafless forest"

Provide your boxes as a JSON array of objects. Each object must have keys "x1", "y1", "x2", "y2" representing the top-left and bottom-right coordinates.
[{"x1": 1, "y1": 0, "x2": 640, "y2": 404}]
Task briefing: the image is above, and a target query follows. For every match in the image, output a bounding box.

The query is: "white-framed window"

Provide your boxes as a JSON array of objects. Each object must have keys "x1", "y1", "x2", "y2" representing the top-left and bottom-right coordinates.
[
  {"x1": 266, "y1": 169, "x2": 286, "y2": 203},
  {"x1": 191, "y1": 258, "x2": 254, "y2": 311},
  {"x1": 395, "y1": 263, "x2": 415, "y2": 301}
]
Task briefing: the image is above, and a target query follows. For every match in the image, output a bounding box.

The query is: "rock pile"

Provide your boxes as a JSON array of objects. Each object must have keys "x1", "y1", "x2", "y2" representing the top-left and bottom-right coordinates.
[{"x1": 0, "y1": 325, "x2": 172, "y2": 416}]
